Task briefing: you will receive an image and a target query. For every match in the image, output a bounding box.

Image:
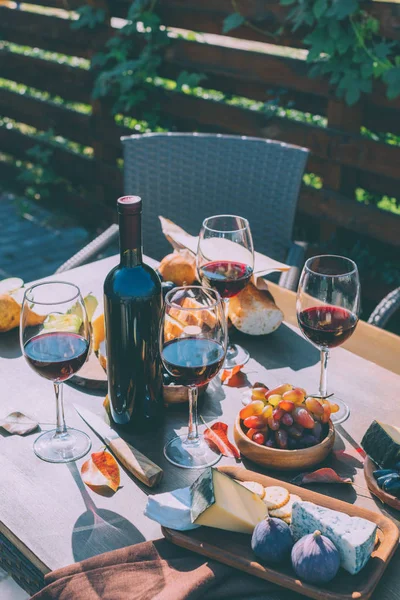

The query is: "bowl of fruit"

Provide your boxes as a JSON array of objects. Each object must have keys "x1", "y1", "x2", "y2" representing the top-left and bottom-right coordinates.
[{"x1": 234, "y1": 383, "x2": 336, "y2": 470}]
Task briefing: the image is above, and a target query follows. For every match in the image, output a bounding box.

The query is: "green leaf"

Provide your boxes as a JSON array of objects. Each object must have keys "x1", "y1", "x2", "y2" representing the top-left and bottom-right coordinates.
[
  {"x1": 345, "y1": 85, "x2": 361, "y2": 106},
  {"x1": 222, "y1": 12, "x2": 245, "y2": 34},
  {"x1": 313, "y1": 0, "x2": 328, "y2": 19}
]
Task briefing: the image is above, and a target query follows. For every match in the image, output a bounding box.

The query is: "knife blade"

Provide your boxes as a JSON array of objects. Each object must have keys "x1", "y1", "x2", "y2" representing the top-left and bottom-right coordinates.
[{"x1": 74, "y1": 404, "x2": 163, "y2": 488}]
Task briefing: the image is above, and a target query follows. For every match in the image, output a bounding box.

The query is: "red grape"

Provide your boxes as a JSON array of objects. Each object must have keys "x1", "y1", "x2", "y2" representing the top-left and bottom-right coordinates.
[
  {"x1": 267, "y1": 416, "x2": 280, "y2": 431},
  {"x1": 265, "y1": 439, "x2": 276, "y2": 449},
  {"x1": 286, "y1": 424, "x2": 304, "y2": 439},
  {"x1": 253, "y1": 432, "x2": 265, "y2": 445},
  {"x1": 275, "y1": 429, "x2": 288, "y2": 449},
  {"x1": 293, "y1": 407, "x2": 315, "y2": 429},
  {"x1": 281, "y1": 412, "x2": 294, "y2": 427},
  {"x1": 243, "y1": 415, "x2": 267, "y2": 429},
  {"x1": 278, "y1": 400, "x2": 295, "y2": 412},
  {"x1": 273, "y1": 408, "x2": 284, "y2": 421}
]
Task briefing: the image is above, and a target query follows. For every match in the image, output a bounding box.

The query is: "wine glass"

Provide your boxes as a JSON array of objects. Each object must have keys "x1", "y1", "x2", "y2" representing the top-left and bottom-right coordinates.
[
  {"x1": 197, "y1": 215, "x2": 254, "y2": 368},
  {"x1": 296, "y1": 255, "x2": 360, "y2": 424},
  {"x1": 160, "y1": 286, "x2": 227, "y2": 468},
  {"x1": 20, "y1": 281, "x2": 92, "y2": 463}
]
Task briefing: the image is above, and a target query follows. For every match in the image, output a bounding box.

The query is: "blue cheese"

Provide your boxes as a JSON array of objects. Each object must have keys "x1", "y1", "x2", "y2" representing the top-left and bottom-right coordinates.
[{"x1": 291, "y1": 501, "x2": 377, "y2": 575}]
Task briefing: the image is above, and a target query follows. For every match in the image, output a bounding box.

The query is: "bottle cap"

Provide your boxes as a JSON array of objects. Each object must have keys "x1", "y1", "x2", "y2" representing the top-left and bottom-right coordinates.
[{"x1": 117, "y1": 196, "x2": 142, "y2": 214}]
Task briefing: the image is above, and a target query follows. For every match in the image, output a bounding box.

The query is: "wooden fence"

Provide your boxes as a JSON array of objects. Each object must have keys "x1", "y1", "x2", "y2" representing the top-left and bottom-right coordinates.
[{"x1": 0, "y1": 0, "x2": 399, "y2": 247}]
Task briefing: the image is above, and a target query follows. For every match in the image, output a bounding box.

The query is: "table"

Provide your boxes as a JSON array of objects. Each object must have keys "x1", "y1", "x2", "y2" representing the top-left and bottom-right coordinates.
[{"x1": 1, "y1": 255, "x2": 399, "y2": 598}]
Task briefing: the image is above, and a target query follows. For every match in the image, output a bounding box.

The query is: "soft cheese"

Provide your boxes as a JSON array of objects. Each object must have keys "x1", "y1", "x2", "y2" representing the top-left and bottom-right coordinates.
[
  {"x1": 190, "y1": 469, "x2": 267, "y2": 534},
  {"x1": 291, "y1": 501, "x2": 376, "y2": 575}
]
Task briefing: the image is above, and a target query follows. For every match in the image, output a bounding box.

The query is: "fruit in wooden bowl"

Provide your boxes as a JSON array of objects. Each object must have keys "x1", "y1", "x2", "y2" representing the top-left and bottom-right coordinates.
[{"x1": 234, "y1": 383, "x2": 335, "y2": 470}]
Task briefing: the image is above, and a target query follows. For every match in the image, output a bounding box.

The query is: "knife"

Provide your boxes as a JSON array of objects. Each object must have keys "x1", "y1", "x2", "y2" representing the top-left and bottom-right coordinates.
[{"x1": 74, "y1": 404, "x2": 163, "y2": 488}]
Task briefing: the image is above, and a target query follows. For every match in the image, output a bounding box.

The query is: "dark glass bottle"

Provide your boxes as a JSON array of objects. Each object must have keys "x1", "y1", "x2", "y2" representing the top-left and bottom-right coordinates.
[{"x1": 104, "y1": 196, "x2": 163, "y2": 431}]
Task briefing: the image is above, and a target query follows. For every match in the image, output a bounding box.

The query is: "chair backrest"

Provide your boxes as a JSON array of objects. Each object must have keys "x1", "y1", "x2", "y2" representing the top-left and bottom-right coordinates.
[{"x1": 122, "y1": 133, "x2": 309, "y2": 261}]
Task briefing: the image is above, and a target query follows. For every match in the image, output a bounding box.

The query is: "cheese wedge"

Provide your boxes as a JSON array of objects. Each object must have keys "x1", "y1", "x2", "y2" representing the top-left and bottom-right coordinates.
[
  {"x1": 291, "y1": 501, "x2": 377, "y2": 575},
  {"x1": 361, "y1": 420, "x2": 400, "y2": 468},
  {"x1": 190, "y1": 469, "x2": 267, "y2": 534}
]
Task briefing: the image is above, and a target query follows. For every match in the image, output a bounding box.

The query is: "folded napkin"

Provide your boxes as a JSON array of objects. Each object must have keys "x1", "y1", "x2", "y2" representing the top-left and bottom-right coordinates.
[
  {"x1": 31, "y1": 538, "x2": 294, "y2": 600},
  {"x1": 159, "y1": 217, "x2": 289, "y2": 290},
  {"x1": 144, "y1": 486, "x2": 199, "y2": 531}
]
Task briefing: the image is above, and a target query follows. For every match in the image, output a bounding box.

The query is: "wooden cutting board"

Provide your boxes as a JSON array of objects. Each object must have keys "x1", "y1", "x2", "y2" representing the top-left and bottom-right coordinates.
[{"x1": 163, "y1": 466, "x2": 400, "y2": 600}]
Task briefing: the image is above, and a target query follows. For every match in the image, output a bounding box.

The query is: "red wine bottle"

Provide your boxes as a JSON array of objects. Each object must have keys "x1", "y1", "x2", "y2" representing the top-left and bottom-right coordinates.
[{"x1": 104, "y1": 196, "x2": 163, "y2": 431}]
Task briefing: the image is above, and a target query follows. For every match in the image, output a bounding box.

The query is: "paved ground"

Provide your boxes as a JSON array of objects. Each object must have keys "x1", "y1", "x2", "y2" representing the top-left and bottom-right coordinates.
[{"x1": 0, "y1": 193, "x2": 92, "y2": 281}]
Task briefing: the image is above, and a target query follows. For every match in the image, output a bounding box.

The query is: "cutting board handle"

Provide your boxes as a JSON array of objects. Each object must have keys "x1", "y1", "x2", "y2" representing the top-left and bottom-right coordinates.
[{"x1": 108, "y1": 437, "x2": 163, "y2": 488}]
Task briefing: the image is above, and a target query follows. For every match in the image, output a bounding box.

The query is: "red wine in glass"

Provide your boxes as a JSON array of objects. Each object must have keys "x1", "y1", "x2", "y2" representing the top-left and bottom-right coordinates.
[
  {"x1": 199, "y1": 260, "x2": 253, "y2": 299},
  {"x1": 162, "y1": 337, "x2": 225, "y2": 386},
  {"x1": 298, "y1": 306, "x2": 358, "y2": 349},
  {"x1": 24, "y1": 331, "x2": 89, "y2": 382}
]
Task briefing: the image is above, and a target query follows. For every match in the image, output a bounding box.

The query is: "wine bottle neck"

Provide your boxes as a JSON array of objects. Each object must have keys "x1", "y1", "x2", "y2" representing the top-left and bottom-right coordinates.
[{"x1": 119, "y1": 212, "x2": 143, "y2": 267}]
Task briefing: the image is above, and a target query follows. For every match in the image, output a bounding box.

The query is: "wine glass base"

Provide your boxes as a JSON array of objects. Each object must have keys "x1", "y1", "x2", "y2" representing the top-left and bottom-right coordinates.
[
  {"x1": 164, "y1": 434, "x2": 221, "y2": 469},
  {"x1": 223, "y1": 343, "x2": 250, "y2": 369},
  {"x1": 329, "y1": 397, "x2": 350, "y2": 425},
  {"x1": 33, "y1": 428, "x2": 92, "y2": 463}
]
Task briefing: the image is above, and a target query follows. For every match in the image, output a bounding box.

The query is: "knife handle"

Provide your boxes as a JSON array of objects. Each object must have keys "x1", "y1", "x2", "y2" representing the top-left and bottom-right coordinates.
[{"x1": 108, "y1": 437, "x2": 163, "y2": 488}]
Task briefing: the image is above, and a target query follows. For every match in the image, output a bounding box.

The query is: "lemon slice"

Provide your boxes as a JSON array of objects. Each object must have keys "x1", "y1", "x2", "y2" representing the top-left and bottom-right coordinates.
[
  {"x1": 44, "y1": 313, "x2": 82, "y2": 333},
  {"x1": 0, "y1": 277, "x2": 24, "y2": 295}
]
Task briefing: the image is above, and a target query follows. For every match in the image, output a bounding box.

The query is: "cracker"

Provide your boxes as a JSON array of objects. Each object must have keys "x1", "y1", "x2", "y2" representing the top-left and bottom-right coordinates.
[
  {"x1": 270, "y1": 494, "x2": 302, "y2": 518},
  {"x1": 238, "y1": 481, "x2": 265, "y2": 499},
  {"x1": 263, "y1": 486, "x2": 290, "y2": 510}
]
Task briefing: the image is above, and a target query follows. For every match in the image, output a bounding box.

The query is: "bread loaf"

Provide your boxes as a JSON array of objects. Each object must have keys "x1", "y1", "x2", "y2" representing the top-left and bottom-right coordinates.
[
  {"x1": 228, "y1": 283, "x2": 283, "y2": 335},
  {"x1": 158, "y1": 250, "x2": 197, "y2": 286}
]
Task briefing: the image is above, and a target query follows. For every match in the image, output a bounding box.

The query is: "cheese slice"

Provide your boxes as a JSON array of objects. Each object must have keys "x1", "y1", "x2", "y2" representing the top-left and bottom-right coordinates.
[
  {"x1": 361, "y1": 420, "x2": 400, "y2": 468},
  {"x1": 190, "y1": 469, "x2": 267, "y2": 534},
  {"x1": 291, "y1": 501, "x2": 377, "y2": 575}
]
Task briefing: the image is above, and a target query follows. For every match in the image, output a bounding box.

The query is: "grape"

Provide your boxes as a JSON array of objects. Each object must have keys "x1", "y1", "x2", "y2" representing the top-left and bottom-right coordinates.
[
  {"x1": 293, "y1": 407, "x2": 315, "y2": 429},
  {"x1": 267, "y1": 416, "x2": 280, "y2": 431},
  {"x1": 265, "y1": 439, "x2": 276, "y2": 449},
  {"x1": 261, "y1": 404, "x2": 273, "y2": 420},
  {"x1": 244, "y1": 415, "x2": 267, "y2": 429},
  {"x1": 246, "y1": 427, "x2": 258, "y2": 440},
  {"x1": 275, "y1": 429, "x2": 288, "y2": 449},
  {"x1": 286, "y1": 424, "x2": 304, "y2": 439},
  {"x1": 251, "y1": 387, "x2": 268, "y2": 401},
  {"x1": 239, "y1": 400, "x2": 264, "y2": 420},
  {"x1": 321, "y1": 402, "x2": 331, "y2": 424},
  {"x1": 282, "y1": 388, "x2": 306, "y2": 405},
  {"x1": 253, "y1": 432, "x2": 265, "y2": 445},
  {"x1": 273, "y1": 408, "x2": 284, "y2": 421},
  {"x1": 253, "y1": 382, "x2": 268, "y2": 390},
  {"x1": 287, "y1": 437, "x2": 298, "y2": 450},
  {"x1": 281, "y1": 413, "x2": 294, "y2": 427},
  {"x1": 301, "y1": 434, "x2": 318, "y2": 447},
  {"x1": 267, "y1": 394, "x2": 282, "y2": 407},
  {"x1": 329, "y1": 402, "x2": 340, "y2": 414},
  {"x1": 265, "y1": 383, "x2": 292, "y2": 400},
  {"x1": 305, "y1": 397, "x2": 324, "y2": 416},
  {"x1": 278, "y1": 400, "x2": 295, "y2": 412},
  {"x1": 311, "y1": 421, "x2": 322, "y2": 440}
]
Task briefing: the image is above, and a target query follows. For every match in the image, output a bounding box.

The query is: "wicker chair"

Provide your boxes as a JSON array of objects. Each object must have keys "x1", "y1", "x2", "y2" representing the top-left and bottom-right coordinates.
[
  {"x1": 122, "y1": 132, "x2": 309, "y2": 290},
  {"x1": 367, "y1": 287, "x2": 400, "y2": 329}
]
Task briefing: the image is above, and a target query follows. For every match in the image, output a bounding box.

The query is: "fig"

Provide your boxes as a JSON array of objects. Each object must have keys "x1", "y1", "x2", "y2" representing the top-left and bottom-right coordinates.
[
  {"x1": 291, "y1": 530, "x2": 340, "y2": 584},
  {"x1": 251, "y1": 517, "x2": 293, "y2": 564}
]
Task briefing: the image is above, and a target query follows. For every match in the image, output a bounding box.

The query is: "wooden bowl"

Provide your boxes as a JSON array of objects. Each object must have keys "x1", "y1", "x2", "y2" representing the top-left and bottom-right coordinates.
[
  {"x1": 364, "y1": 456, "x2": 400, "y2": 511},
  {"x1": 234, "y1": 414, "x2": 335, "y2": 471}
]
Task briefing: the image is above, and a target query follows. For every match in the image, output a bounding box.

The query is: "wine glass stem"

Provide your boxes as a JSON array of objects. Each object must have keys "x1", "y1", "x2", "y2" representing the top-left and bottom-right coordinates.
[
  {"x1": 223, "y1": 297, "x2": 234, "y2": 353},
  {"x1": 54, "y1": 382, "x2": 67, "y2": 437},
  {"x1": 319, "y1": 349, "x2": 329, "y2": 398},
  {"x1": 186, "y1": 385, "x2": 199, "y2": 444}
]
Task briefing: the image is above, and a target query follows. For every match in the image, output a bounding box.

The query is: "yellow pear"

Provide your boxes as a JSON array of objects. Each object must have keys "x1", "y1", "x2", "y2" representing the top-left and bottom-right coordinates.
[{"x1": 0, "y1": 294, "x2": 45, "y2": 333}]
